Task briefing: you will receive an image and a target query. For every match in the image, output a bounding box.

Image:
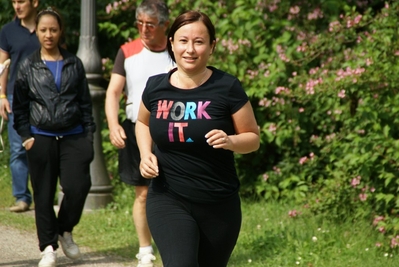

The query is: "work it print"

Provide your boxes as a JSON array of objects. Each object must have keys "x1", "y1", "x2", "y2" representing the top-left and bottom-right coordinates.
[{"x1": 156, "y1": 100, "x2": 212, "y2": 143}]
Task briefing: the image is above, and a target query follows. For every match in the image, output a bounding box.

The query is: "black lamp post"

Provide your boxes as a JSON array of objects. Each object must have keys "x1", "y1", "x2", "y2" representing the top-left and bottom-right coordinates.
[{"x1": 59, "y1": 0, "x2": 113, "y2": 209}]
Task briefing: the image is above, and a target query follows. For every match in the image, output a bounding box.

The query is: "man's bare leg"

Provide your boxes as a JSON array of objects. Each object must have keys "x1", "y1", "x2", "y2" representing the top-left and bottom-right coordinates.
[{"x1": 133, "y1": 185, "x2": 152, "y2": 247}]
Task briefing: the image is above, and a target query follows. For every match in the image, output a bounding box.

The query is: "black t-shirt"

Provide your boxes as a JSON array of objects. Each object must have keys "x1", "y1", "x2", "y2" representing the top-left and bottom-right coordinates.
[{"x1": 142, "y1": 67, "x2": 248, "y2": 203}]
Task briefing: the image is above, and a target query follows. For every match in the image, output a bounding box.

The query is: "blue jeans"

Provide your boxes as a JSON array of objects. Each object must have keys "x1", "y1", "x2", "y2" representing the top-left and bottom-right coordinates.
[{"x1": 7, "y1": 94, "x2": 31, "y2": 205}]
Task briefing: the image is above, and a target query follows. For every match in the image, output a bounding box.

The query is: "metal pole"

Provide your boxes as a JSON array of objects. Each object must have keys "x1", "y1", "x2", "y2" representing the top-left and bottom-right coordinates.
[{"x1": 59, "y1": 0, "x2": 113, "y2": 209}]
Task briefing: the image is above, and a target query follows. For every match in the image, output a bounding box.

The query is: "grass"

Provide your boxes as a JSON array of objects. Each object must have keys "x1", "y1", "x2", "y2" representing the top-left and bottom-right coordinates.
[{"x1": 1, "y1": 144, "x2": 398, "y2": 266}]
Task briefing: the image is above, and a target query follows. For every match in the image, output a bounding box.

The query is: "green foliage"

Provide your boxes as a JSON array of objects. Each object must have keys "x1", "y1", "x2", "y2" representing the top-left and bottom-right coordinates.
[
  {"x1": 243, "y1": 0, "x2": 399, "y2": 248},
  {"x1": 0, "y1": 0, "x2": 13, "y2": 26},
  {"x1": 2, "y1": 0, "x2": 399, "y2": 252}
]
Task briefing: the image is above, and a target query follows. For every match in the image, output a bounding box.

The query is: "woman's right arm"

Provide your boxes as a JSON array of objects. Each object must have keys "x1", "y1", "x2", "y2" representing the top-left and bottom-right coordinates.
[
  {"x1": 136, "y1": 101, "x2": 158, "y2": 178},
  {"x1": 12, "y1": 61, "x2": 32, "y2": 141}
]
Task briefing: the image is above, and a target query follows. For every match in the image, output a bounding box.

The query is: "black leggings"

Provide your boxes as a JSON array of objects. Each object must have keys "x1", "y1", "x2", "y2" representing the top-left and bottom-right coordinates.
[{"x1": 146, "y1": 189, "x2": 241, "y2": 267}]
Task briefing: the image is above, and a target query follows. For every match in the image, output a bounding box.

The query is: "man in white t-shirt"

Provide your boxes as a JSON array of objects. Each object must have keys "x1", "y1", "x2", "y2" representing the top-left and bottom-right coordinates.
[{"x1": 104, "y1": 0, "x2": 173, "y2": 266}]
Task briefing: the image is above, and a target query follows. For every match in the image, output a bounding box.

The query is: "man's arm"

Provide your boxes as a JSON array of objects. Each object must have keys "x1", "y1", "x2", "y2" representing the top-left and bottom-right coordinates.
[
  {"x1": 0, "y1": 50, "x2": 11, "y2": 120},
  {"x1": 105, "y1": 73, "x2": 127, "y2": 148},
  {"x1": 0, "y1": 58, "x2": 10, "y2": 76}
]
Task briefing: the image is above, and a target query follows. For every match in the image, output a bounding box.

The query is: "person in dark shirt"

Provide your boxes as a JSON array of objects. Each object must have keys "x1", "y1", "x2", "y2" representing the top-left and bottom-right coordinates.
[
  {"x1": 13, "y1": 7, "x2": 95, "y2": 267},
  {"x1": 136, "y1": 10, "x2": 260, "y2": 267},
  {"x1": 0, "y1": 0, "x2": 40, "y2": 213}
]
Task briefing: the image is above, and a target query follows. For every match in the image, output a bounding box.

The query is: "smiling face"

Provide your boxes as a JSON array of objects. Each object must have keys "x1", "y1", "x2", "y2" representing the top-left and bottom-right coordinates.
[
  {"x1": 36, "y1": 14, "x2": 62, "y2": 53},
  {"x1": 170, "y1": 21, "x2": 215, "y2": 75}
]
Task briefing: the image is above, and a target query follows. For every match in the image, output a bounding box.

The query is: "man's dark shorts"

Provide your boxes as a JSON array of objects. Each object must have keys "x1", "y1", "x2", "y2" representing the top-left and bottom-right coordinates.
[{"x1": 118, "y1": 119, "x2": 151, "y2": 186}]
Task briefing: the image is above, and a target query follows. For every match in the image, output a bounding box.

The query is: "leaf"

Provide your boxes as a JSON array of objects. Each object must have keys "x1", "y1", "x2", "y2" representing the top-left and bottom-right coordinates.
[{"x1": 383, "y1": 125, "x2": 390, "y2": 138}]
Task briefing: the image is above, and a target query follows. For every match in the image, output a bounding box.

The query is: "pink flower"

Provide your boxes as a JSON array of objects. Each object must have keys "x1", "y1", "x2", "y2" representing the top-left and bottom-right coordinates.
[
  {"x1": 309, "y1": 67, "x2": 319, "y2": 75},
  {"x1": 289, "y1": 6, "x2": 300, "y2": 14},
  {"x1": 373, "y1": 216, "x2": 384, "y2": 226},
  {"x1": 221, "y1": 38, "x2": 239, "y2": 54},
  {"x1": 288, "y1": 210, "x2": 300, "y2": 217},
  {"x1": 351, "y1": 176, "x2": 361, "y2": 188},
  {"x1": 391, "y1": 236, "x2": 399, "y2": 248},
  {"x1": 299, "y1": 108, "x2": 304, "y2": 113},
  {"x1": 297, "y1": 43, "x2": 307, "y2": 52},
  {"x1": 307, "y1": 8, "x2": 324, "y2": 20},
  {"x1": 105, "y1": 3, "x2": 112, "y2": 14},
  {"x1": 268, "y1": 124, "x2": 277, "y2": 134},
  {"x1": 275, "y1": 86, "x2": 290, "y2": 94},
  {"x1": 375, "y1": 242, "x2": 382, "y2": 247},
  {"x1": 354, "y1": 15, "x2": 362, "y2": 24},
  {"x1": 269, "y1": 4, "x2": 278, "y2": 12},
  {"x1": 273, "y1": 166, "x2": 281, "y2": 175},
  {"x1": 262, "y1": 173, "x2": 269, "y2": 182},
  {"x1": 258, "y1": 98, "x2": 271, "y2": 107},
  {"x1": 299, "y1": 156, "x2": 308, "y2": 165},
  {"x1": 359, "y1": 193, "x2": 367, "y2": 202},
  {"x1": 329, "y1": 21, "x2": 341, "y2": 32}
]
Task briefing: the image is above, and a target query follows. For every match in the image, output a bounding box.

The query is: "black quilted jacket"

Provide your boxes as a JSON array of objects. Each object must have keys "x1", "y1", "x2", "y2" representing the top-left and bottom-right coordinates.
[{"x1": 13, "y1": 47, "x2": 96, "y2": 142}]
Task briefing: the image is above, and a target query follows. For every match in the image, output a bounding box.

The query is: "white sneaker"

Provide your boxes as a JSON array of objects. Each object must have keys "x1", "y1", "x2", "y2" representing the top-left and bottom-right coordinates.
[
  {"x1": 58, "y1": 232, "x2": 81, "y2": 260},
  {"x1": 136, "y1": 252, "x2": 156, "y2": 267},
  {"x1": 38, "y1": 245, "x2": 56, "y2": 267}
]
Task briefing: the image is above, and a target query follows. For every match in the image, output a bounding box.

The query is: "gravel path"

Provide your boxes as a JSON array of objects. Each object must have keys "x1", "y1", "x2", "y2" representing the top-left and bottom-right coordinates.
[{"x1": 0, "y1": 208, "x2": 133, "y2": 267}]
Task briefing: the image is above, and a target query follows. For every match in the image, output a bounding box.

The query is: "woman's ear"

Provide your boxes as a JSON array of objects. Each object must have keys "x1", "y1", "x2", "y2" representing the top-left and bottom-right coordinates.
[
  {"x1": 32, "y1": 0, "x2": 39, "y2": 9},
  {"x1": 210, "y1": 40, "x2": 216, "y2": 54},
  {"x1": 169, "y1": 37, "x2": 174, "y2": 51}
]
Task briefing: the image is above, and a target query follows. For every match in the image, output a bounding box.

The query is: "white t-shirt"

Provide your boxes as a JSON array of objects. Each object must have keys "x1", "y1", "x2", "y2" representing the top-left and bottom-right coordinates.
[{"x1": 112, "y1": 38, "x2": 174, "y2": 122}]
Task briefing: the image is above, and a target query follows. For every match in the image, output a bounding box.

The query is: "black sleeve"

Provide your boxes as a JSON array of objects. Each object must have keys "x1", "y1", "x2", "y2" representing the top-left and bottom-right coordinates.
[
  {"x1": 12, "y1": 59, "x2": 32, "y2": 141},
  {"x1": 229, "y1": 78, "x2": 249, "y2": 114},
  {"x1": 111, "y1": 48, "x2": 126, "y2": 77},
  {"x1": 76, "y1": 57, "x2": 96, "y2": 133}
]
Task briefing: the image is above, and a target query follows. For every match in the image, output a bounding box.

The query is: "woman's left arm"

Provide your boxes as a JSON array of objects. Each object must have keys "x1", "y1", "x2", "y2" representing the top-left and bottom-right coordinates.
[
  {"x1": 76, "y1": 59, "x2": 96, "y2": 133},
  {"x1": 206, "y1": 101, "x2": 260, "y2": 154}
]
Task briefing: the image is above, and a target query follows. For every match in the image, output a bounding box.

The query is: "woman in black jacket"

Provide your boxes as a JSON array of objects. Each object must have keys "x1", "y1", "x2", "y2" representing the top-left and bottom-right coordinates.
[{"x1": 13, "y1": 7, "x2": 95, "y2": 267}]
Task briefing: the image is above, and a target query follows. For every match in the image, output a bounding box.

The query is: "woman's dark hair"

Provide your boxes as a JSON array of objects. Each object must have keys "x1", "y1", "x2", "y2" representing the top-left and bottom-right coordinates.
[
  {"x1": 167, "y1": 10, "x2": 216, "y2": 62},
  {"x1": 36, "y1": 6, "x2": 66, "y2": 46}
]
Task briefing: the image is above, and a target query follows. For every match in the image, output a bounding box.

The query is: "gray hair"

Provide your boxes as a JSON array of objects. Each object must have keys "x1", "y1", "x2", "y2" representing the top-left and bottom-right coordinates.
[{"x1": 136, "y1": 0, "x2": 169, "y2": 25}]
